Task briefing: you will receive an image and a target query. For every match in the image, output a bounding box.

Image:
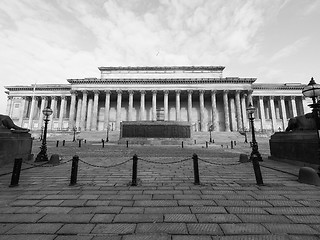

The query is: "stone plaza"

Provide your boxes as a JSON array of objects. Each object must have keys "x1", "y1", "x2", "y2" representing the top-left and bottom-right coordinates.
[{"x1": 0, "y1": 136, "x2": 319, "y2": 239}]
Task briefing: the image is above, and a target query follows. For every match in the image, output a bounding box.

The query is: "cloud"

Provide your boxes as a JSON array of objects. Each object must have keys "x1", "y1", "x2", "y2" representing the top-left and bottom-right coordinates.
[{"x1": 269, "y1": 37, "x2": 310, "y2": 63}]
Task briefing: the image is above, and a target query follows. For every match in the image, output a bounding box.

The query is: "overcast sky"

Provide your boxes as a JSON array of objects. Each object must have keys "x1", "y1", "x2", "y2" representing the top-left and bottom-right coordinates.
[{"x1": 1, "y1": 0, "x2": 319, "y2": 113}]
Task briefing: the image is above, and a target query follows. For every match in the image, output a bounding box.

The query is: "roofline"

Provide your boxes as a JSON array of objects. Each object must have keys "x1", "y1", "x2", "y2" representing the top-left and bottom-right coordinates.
[{"x1": 98, "y1": 66, "x2": 226, "y2": 71}]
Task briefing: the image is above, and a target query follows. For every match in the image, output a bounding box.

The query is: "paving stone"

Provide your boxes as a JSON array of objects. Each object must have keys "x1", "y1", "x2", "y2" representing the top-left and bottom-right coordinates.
[
  {"x1": 10, "y1": 200, "x2": 40, "y2": 206},
  {"x1": 215, "y1": 200, "x2": 248, "y2": 206},
  {"x1": 122, "y1": 233, "x2": 170, "y2": 240},
  {"x1": 289, "y1": 236, "x2": 320, "y2": 240},
  {"x1": 17, "y1": 195, "x2": 46, "y2": 200},
  {"x1": 69, "y1": 207, "x2": 96, "y2": 214},
  {"x1": 172, "y1": 235, "x2": 212, "y2": 240},
  {"x1": 144, "y1": 207, "x2": 190, "y2": 214},
  {"x1": 164, "y1": 214, "x2": 197, "y2": 222},
  {"x1": 264, "y1": 223, "x2": 319, "y2": 235},
  {"x1": 121, "y1": 207, "x2": 144, "y2": 213},
  {"x1": 211, "y1": 235, "x2": 290, "y2": 239},
  {"x1": 134, "y1": 200, "x2": 178, "y2": 207},
  {"x1": 133, "y1": 195, "x2": 153, "y2": 200},
  {"x1": 99, "y1": 195, "x2": 133, "y2": 200},
  {"x1": 197, "y1": 214, "x2": 241, "y2": 223},
  {"x1": 220, "y1": 223, "x2": 269, "y2": 235},
  {"x1": 60, "y1": 200, "x2": 87, "y2": 207},
  {"x1": 286, "y1": 215, "x2": 320, "y2": 224},
  {"x1": 190, "y1": 206, "x2": 227, "y2": 214},
  {"x1": 109, "y1": 200, "x2": 134, "y2": 206},
  {"x1": 57, "y1": 223, "x2": 95, "y2": 234},
  {"x1": 0, "y1": 223, "x2": 16, "y2": 234},
  {"x1": 39, "y1": 213, "x2": 94, "y2": 223},
  {"x1": 187, "y1": 223, "x2": 223, "y2": 235},
  {"x1": 237, "y1": 214, "x2": 292, "y2": 223},
  {"x1": 90, "y1": 214, "x2": 115, "y2": 223},
  {"x1": 54, "y1": 236, "x2": 93, "y2": 240},
  {"x1": 92, "y1": 223, "x2": 136, "y2": 234},
  {"x1": 113, "y1": 214, "x2": 163, "y2": 223},
  {"x1": 0, "y1": 207, "x2": 20, "y2": 214},
  {"x1": 85, "y1": 200, "x2": 111, "y2": 206},
  {"x1": 0, "y1": 214, "x2": 44, "y2": 223},
  {"x1": 244, "y1": 201, "x2": 273, "y2": 207},
  {"x1": 226, "y1": 207, "x2": 268, "y2": 214},
  {"x1": 39, "y1": 206, "x2": 73, "y2": 214},
  {"x1": 178, "y1": 200, "x2": 216, "y2": 206},
  {"x1": 6, "y1": 223, "x2": 63, "y2": 234},
  {"x1": 94, "y1": 206, "x2": 122, "y2": 214},
  {"x1": 36, "y1": 200, "x2": 64, "y2": 206},
  {"x1": 0, "y1": 234, "x2": 56, "y2": 240},
  {"x1": 152, "y1": 195, "x2": 174, "y2": 200},
  {"x1": 267, "y1": 200, "x2": 303, "y2": 207},
  {"x1": 264, "y1": 207, "x2": 320, "y2": 215},
  {"x1": 136, "y1": 223, "x2": 188, "y2": 234},
  {"x1": 91, "y1": 235, "x2": 121, "y2": 240}
]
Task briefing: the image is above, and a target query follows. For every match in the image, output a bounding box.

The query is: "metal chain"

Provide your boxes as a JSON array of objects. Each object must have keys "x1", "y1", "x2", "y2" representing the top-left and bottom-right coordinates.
[
  {"x1": 78, "y1": 158, "x2": 132, "y2": 169},
  {"x1": 198, "y1": 157, "x2": 243, "y2": 166},
  {"x1": 138, "y1": 157, "x2": 192, "y2": 165}
]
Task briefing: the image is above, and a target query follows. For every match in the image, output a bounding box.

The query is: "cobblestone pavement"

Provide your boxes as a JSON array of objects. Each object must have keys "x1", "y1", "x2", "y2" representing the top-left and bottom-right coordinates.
[{"x1": 0, "y1": 140, "x2": 319, "y2": 240}]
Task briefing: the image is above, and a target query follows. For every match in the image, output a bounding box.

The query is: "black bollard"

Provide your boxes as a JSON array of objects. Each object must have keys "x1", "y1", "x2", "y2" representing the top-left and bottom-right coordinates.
[
  {"x1": 131, "y1": 154, "x2": 138, "y2": 186},
  {"x1": 212, "y1": 139, "x2": 215, "y2": 143},
  {"x1": 221, "y1": 145, "x2": 223, "y2": 148},
  {"x1": 126, "y1": 140, "x2": 129, "y2": 148},
  {"x1": 9, "y1": 158, "x2": 23, "y2": 187},
  {"x1": 252, "y1": 155, "x2": 264, "y2": 185},
  {"x1": 194, "y1": 140, "x2": 196, "y2": 144},
  {"x1": 234, "y1": 140, "x2": 236, "y2": 146},
  {"x1": 102, "y1": 139, "x2": 105, "y2": 148},
  {"x1": 63, "y1": 140, "x2": 65, "y2": 146},
  {"x1": 182, "y1": 141, "x2": 184, "y2": 148},
  {"x1": 84, "y1": 139, "x2": 86, "y2": 144},
  {"x1": 192, "y1": 154, "x2": 200, "y2": 185},
  {"x1": 231, "y1": 141, "x2": 233, "y2": 149},
  {"x1": 78, "y1": 139, "x2": 82, "y2": 148},
  {"x1": 70, "y1": 155, "x2": 79, "y2": 186},
  {"x1": 56, "y1": 140, "x2": 59, "y2": 147},
  {"x1": 206, "y1": 141, "x2": 208, "y2": 148}
]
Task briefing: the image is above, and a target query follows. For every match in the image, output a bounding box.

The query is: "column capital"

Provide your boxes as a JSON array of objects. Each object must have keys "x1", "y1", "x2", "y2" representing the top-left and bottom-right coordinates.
[
  {"x1": 116, "y1": 90, "x2": 122, "y2": 94},
  {"x1": 199, "y1": 90, "x2": 205, "y2": 94},
  {"x1": 34, "y1": 96, "x2": 40, "y2": 100},
  {"x1": 51, "y1": 96, "x2": 58, "y2": 100},
  {"x1": 93, "y1": 90, "x2": 100, "y2": 95},
  {"x1": 7, "y1": 96, "x2": 13, "y2": 100},
  {"x1": 211, "y1": 90, "x2": 217, "y2": 94},
  {"x1": 291, "y1": 96, "x2": 296, "y2": 100},
  {"x1": 70, "y1": 90, "x2": 77, "y2": 95},
  {"x1": 140, "y1": 90, "x2": 146, "y2": 94},
  {"x1": 235, "y1": 90, "x2": 241, "y2": 94},
  {"x1": 269, "y1": 96, "x2": 274, "y2": 100},
  {"x1": 223, "y1": 90, "x2": 229, "y2": 94},
  {"x1": 21, "y1": 96, "x2": 28, "y2": 100},
  {"x1": 41, "y1": 96, "x2": 48, "y2": 100},
  {"x1": 61, "y1": 95, "x2": 67, "y2": 100},
  {"x1": 187, "y1": 90, "x2": 193, "y2": 94},
  {"x1": 152, "y1": 90, "x2": 157, "y2": 94},
  {"x1": 128, "y1": 90, "x2": 134, "y2": 95},
  {"x1": 259, "y1": 96, "x2": 264, "y2": 100},
  {"x1": 163, "y1": 90, "x2": 169, "y2": 94},
  {"x1": 280, "y1": 96, "x2": 285, "y2": 100},
  {"x1": 175, "y1": 90, "x2": 181, "y2": 94},
  {"x1": 104, "y1": 90, "x2": 111, "y2": 94},
  {"x1": 82, "y1": 90, "x2": 88, "y2": 95}
]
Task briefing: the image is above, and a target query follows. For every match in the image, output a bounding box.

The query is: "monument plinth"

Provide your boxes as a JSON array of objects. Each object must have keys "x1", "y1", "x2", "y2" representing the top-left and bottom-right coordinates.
[{"x1": 119, "y1": 121, "x2": 192, "y2": 145}]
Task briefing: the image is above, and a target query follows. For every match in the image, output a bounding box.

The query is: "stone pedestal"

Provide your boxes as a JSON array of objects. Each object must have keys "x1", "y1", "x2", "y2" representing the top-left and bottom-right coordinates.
[
  {"x1": 269, "y1": 131, "x2": 320, "y2": 166},
  {"x1": 0, "y1": 129, "x2": 33, "y2": 166},
  {"x1": 119, "y1": 121, "x2": 192, "y2": 145}
]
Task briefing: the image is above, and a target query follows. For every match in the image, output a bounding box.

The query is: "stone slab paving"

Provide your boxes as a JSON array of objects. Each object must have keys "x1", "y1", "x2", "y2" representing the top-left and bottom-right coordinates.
[{"x1": 0, "y1": 142, "x2": 319, "y2": 239}]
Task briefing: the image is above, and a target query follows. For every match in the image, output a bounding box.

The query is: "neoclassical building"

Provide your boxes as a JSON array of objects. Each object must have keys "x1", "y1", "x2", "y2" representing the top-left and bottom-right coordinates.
[{"x1": 4, "y1": 66, "x2": 310, "y2": 133}]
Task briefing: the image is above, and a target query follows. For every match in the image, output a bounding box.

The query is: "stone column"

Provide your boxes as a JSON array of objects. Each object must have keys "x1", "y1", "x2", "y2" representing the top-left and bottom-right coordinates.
[
  {"x1": 199, "y1": 90, "x2": 205, "y2": 131},
  {"x1": 302, "y1": 96, "x2": 310, "y2": 114},
  {"x1": 116, "y1": 90, "x2": 122, "y2": 130},
  {"x1": 58, "y1": 96, "x2": 66, "y2": 130},
  {"x1": 291, "y1": 96, "x2": 297, "y2": 117},
  {"x1": 68, "y1": 90, "x2": 77, "y2": 129},
  {"x1": 280, "y1": 96, "x2": 287, "y2": 131},
  {"x1": 86, "y1": 96, "x2": 93, "y2": 131},
  {"x1": 128, "y1": 90, "x2": 134, "y2": 121},
  {"x1": 5, "y1": 96, "x2": 13, "y2": 116},
  {"x1": 39, "y1": 96, "x2": 47, "y2": 129},
  {"x1": 187, "y1": 90, "x2": 193, "y2": 123},
  {"x1": 164, "y1": 90, "x2": 169, "y2": 121},
  {"x1": 175, "y1": 90, "x2": 181, "y2": 121},
  {"x1": 140, "y1": 90, "x2": 146, "y2": 121},
  {"x1": 18, "y1": 96, "x2": 27, "y2": 127},
  {"x1": 230, "y1": 97, "x2": 236, "y2": 131},
  {"x1": 269, "y1": 96, "x2": 277, "y2": 132},
  {"x1": 235, "y1": 90, "x2": 242, "y2": 131},
  {"x1": 223, "y1": 90, "x2": 230, "y2": 132},
  {"x1": 28, "y1": 96, "x2": 37, "y2": 130},
  {"x1": 104, "y1": 90, "x2": 110, "y2": 130},
  {"x1": 241, "y1": 93, "x2": 248, "y2": 131},
  {"x1": 80, "y1": 91, "x2": 88, "y2": 131},
  {"x1": 91, "y1": 90, "x2": 100, "y2": 130},
  {"x1": 258, "y1": 96, "x2": 266, "y2": 131},
  {"x1": 210, "y1": 90, "x2": 218, "y2": 131},
  {"x1": 49, "y1": 96, "x2": 57, "y2": 130},
  {"x1": 152, "y1": 90, "x2": 157, "y2": 121},
  {"x1": 75, "y1": 97, "x2": 82, "y2": 130}
]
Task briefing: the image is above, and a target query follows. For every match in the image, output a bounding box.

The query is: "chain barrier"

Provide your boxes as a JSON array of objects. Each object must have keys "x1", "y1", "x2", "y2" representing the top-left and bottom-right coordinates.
[
  {"x1": 198, "y1": 157, "x2": 243, "y2": 166},
  {"x1": 138, "y1": 157, "x2": 192, "y2": 165},
  {"x1": 22, "y1": 159, "x2": 72, "y2": 168},
  {"x1": 78, "y1": 158, "x2": 132, "y2": 169}
]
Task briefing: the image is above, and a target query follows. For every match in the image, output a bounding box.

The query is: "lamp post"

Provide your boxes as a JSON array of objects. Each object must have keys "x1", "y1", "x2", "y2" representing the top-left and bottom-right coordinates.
[
  {"x1": 106, "y1": 125, "x2": 110, "y2": 142},
  {"x1": 72, "y1": 126, "x2": 77, "y2": 142},
  {"x1": 35, "y1": 107, "x2": 53, "y2": 162},
  {"x1": 209, "y1": 124, "x2": 213, "y2": 143},
  {"x1": 247, "y1": 103, "x2": 264, "y2": 185}
]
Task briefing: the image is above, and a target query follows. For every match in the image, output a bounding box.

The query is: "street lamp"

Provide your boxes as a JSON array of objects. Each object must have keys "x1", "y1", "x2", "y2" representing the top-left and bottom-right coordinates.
[
  {"x1": 72, "y1": 126, "x2": 77, "y2": 142},
  {"x1": 106, "y1": 125, "x2": 110, "y2": 142},
  {"x1": 247, "y1": 103, "x2": 264, "y2": 185},
  {"x1": 35, "y1": 107, "x2": 53, "y2": 162},
  {"x1": 209, "y1": 124, "x2": 213, "y2": 143}
]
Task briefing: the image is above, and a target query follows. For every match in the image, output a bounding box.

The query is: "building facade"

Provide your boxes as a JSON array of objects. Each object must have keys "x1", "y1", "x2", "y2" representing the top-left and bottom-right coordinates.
[{"x1": 4, "y1": 66, "x2": 310, "y2": 133}]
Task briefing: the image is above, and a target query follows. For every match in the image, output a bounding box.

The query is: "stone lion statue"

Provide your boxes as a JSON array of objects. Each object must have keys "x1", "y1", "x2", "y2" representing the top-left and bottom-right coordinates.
[
  {"x1": 285, "y1": 113, "x2": 318, "y2": 132},
  {"x1": 0, "y1": 114, "x2": 30, "y2": 132}
]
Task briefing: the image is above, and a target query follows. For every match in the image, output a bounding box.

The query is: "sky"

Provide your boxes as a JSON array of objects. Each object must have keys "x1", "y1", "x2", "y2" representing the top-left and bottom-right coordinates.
[{"x1": 1, "y1": 0, "x2": 320, "y2": 113}]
